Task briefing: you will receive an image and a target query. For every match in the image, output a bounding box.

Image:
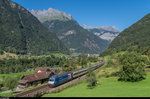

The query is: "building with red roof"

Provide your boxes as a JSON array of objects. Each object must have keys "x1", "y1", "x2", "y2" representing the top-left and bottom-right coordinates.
[{"x1": 17, "y1": 67, "x2": 57, "y2": 90}]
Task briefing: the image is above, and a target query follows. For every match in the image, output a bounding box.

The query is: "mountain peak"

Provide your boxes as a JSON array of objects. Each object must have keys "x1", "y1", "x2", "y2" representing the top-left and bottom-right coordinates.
[{"x1": 30, "y1": 8, "x2": 73, "y2": 22}]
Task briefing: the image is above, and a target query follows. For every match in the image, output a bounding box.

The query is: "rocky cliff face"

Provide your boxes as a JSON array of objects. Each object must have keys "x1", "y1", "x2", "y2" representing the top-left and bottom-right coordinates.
[{"x1": 83, "y1": 24, "x2": 120, "y2": 42}]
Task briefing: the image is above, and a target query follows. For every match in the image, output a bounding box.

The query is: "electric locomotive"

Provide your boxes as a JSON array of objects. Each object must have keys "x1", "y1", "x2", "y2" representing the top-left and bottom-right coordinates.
[{"x1": 48, "y1": 72, "x2": 73, "y2": 88}]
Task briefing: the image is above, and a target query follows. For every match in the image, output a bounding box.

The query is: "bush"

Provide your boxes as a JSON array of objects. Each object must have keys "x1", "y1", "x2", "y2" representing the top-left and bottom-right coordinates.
[
  {"x1": 86, "y1": 70, "x2": 97, "y2": 88},
  {"x1": 4, "y1": 77, "x2": 19, "y2": 91},
  {"x1": 110, "y1": 71, "x2": 120, "y2": 77},
  {"x1": 118, "y1": 52, "x2": 147, "y2": 82}
]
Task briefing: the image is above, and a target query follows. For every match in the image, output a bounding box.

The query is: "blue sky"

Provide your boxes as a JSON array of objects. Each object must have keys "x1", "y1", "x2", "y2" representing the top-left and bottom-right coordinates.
[{"x1": 12, "y1": 0, "x2": 150, "y2": 32}]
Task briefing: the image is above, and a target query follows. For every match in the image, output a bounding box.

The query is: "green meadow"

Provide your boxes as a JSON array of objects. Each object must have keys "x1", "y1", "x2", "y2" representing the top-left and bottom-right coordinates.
[{"x1": 0, "y1": 71, "x2": 34, "y2": 80}]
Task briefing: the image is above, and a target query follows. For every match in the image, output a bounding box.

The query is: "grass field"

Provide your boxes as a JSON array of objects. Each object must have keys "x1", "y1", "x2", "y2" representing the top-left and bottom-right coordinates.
[
  {"x1": 0, "y1": 71, "x2": 34, "y2": 93},
  {"x1": 0, "y1": 71, "x2": 34, "y2": 80},
  {"x1": 43, "y1": 72, "x2": 150, "y2": 97},
  {"x1": 0, "y1": 92, "x2": 14, "y2": 97},
  {"x1": 0, "y1": 91, "x2": 21, "y2": 97},
  {"x1": 40, "y1": 53, "x2": 66, "y2": 57},
  {"x1": 0, "y1": 52, "x2": 18, "y2": 59}
]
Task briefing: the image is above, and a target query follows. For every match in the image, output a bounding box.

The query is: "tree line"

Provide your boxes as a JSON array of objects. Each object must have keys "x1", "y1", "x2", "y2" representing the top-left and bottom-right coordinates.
[{"x1": 0, "y1": 55, "x2": 99, "y2": 74}]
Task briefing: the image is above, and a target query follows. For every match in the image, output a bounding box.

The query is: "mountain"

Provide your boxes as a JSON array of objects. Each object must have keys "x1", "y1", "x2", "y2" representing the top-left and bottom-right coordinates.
[
  {"x1": 83, "y1": 24, "x2": 120, "y2": 42},
  {"x1": 107, "y1": 13, "x2": 150, "y2": 55},
  {"x1": 0, "y1": 0, "x2": 68, "y2": 55},
  {"x1": 30, "y1": 8, "x2": 109, "y2": 54},
  {"x1": 30, "y1": 8, "x2": 72, "y2": 23}
]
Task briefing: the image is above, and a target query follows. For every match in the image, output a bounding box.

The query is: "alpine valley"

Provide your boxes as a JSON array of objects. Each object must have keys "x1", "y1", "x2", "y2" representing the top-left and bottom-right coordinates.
[{"x1": 30, "y1": 8, "x2": 120, "y2": 54}]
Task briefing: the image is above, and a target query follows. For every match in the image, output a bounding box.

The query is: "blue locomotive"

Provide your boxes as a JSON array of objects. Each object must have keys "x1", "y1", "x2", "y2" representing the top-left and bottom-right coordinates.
[
  {"x1": 48, "y1": 60, "x2": 105, "y2": 88},
  {"x1": 48, "y1": 72, "x2": 73, "y2": 88}
]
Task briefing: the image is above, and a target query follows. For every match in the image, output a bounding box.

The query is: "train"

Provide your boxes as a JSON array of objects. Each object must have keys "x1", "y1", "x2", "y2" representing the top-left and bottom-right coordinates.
[{"x1": 48, "y1": 59, "x2": 105, "y2": 88}]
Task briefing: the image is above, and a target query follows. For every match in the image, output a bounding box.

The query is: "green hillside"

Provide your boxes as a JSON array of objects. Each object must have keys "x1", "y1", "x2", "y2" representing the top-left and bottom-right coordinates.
[
  {"x1": 108, "y1": 13, "x2": 150, "y2": 55},
  {"x1": 0, "y1": 0, "x2": 69, "y2": 55}
]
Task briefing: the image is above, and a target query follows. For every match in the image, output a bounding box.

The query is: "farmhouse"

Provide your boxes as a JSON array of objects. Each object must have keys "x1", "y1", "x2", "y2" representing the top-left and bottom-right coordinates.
[{"x1": 17, "y1": 67, "x2": 57, "y2": 90}]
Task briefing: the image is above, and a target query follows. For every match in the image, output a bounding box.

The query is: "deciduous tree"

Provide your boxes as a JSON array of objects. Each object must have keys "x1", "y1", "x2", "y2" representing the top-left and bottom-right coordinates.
[
  {"x1": 86, "y1": 70, "x2": 97, "y2": 88},
  {"x1": 118, "y1": 52, "x2": 148, "y2": 82}
]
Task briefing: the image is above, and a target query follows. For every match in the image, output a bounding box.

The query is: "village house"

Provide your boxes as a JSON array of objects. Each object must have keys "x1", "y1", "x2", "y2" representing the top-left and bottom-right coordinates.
[{"x1": 16, "y1": 67, "x2": 57, "y2": 91}]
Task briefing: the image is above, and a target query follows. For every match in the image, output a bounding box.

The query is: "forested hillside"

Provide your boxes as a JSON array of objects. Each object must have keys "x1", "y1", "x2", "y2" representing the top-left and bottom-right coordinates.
[
  {"x1": 102, "y1": 13, "x2": 150, "y2": 56},
  {"x1": 0, "y1": 0, "x2": 69, "y2": 56}
]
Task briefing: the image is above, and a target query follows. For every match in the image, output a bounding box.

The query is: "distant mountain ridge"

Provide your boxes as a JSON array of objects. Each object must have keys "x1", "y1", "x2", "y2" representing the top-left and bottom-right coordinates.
[
  {"x1": 0, "y1": 0, "x2": 68, "y2": 55},
  {"x1": 30, "y1": 8, "x2": 109, "y2": 54},
  {"x1": 83, "y1": 24, "x2": 120, "y2": 42},
  {"x1": 83, "y1": 24, "x2": 120, "y2": 32}
]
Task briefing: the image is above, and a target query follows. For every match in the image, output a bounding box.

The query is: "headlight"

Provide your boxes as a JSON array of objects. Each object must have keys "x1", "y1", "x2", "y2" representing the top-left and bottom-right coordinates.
[{"x1": 48, "y1": 81, "x2": 54, "y2": 84}]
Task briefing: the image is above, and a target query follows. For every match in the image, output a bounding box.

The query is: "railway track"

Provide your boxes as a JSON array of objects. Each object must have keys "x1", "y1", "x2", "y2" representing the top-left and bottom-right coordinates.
[
  {"x1": 15, "y1": 84, "x2": 49, "y2": 97},
  {"x1": 15, "y1": 60, "x2": 105, "y2": 97}
]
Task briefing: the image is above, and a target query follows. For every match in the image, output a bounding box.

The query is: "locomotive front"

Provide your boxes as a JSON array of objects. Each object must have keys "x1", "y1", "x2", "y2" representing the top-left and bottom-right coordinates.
[{"x1": 48, "y1": 76, "x2": 55, "y2": 87}]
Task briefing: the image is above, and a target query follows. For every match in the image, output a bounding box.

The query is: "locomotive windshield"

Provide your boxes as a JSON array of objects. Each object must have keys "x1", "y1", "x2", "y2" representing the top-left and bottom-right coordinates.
[{"x1": 49, "y1": 78, "x2": 54, "y2": 81}]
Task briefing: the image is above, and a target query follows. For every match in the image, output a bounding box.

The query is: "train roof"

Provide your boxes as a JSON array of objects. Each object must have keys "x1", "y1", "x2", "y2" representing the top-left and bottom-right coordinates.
[
  {"x1": 49, "y1": 60, "x2": 105, "y2": 79},
  {"x1": 72, "y1": 62, "x2": 103, "y2": 73},
  {"x1": 72, "y1": 64, "x2": 95, "y2": 73},
  {"x1": 50, "y1": 71, "x2": 72, "y2": 79}
]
